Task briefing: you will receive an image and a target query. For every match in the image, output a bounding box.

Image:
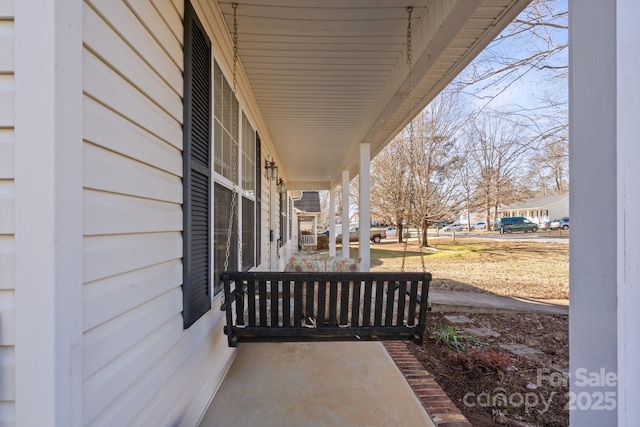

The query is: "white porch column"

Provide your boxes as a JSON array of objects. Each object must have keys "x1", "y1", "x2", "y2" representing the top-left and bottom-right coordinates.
[
  {"x1": 14, "y1": 1, "x2": 83, "y2": 426},
  {"x1": 341, "y1": 170, "x2": 350, "y2": 259},
  {"x1": 312, "y1": 215, "x2": 318, "y2": 246},
  {"x1": 617, "y1": 1, "x2": 640, "y2": 425},
  {"x1": 329, "y1": 189, "x2": 336, "y2": 257},
  {"x1": 569, "y1": 0, "x2": 640, "y2": 425},
  {"x1": 359, "y1": 143, "x2": 371, "y2": 271}
]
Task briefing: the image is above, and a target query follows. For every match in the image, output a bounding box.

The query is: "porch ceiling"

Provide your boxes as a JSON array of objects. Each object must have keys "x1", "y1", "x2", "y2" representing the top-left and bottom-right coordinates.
[{"x1": 219, "y1": 0, "x2": 530, "y2": 189}]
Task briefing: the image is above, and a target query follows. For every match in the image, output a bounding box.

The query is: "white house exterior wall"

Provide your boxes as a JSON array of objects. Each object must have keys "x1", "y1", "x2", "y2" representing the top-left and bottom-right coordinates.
[
  {"x1": 81, "y1": 0, "x2": 288, "y2": 423},
  {"x1": 0, "y1": 1, "x2": 14, "y2": 422},
  {"x1": 4, "y1": 0, "x2": 275, "y2": 425},
  {"x1": 78, "y1": 1, "x2": 254, "y2": 425}
]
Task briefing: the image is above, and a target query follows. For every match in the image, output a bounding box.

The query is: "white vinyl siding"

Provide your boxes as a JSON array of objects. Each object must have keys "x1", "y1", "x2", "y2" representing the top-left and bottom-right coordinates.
[
  {"x1": 7, "y1": 0, "x2": 274, "y2": 423},
  {"x1": 260, "y1": 146, "x2": 279, "y2": 269},
  {"x1": 0, "y1": 3, "x2": 15, "y2": 423},
  {"x1": 81, "y1": 1, "x2": 232, "y2": 425}
]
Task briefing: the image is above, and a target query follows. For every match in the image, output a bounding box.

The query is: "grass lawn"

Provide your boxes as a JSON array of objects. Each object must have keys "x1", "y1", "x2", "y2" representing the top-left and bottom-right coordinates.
[{"x1": 350, "y1": 236, "x2": 569, "y2": 300}]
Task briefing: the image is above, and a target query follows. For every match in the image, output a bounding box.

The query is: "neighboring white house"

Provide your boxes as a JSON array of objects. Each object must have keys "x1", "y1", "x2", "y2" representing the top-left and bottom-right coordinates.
[
  {"x1": 2, "y1": 1, "x2": 638, "y2": 426},
  {"x1": 455, "y1": 209, "x2": 488, "y2": 225},
  {"x1": 293, "y1": 191, "x2": 322, "y2": 249},
  {"x1": 498, "y1": 194, "x2": 569, "y2": 225},
  {"x1": 455, "y1": 194, "x2": 569, "y2": 228}
]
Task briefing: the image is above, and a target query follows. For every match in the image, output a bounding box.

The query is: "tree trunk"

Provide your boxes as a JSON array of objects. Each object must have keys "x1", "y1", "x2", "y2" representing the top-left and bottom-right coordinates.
[{"x1": 421, "y1": 218, "x2": 429, "y2": 247}]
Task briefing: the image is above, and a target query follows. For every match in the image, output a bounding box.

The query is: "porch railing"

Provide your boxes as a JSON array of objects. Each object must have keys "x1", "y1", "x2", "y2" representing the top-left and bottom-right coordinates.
[
  {"x1": 299, "y1": 234, "x2": 317, "y2": 246},
  {"x1": 221, "y1": 271, "x2": 431, "y2": 347}
]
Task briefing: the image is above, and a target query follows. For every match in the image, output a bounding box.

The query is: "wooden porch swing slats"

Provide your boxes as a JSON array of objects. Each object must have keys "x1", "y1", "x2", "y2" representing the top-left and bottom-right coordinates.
[{"x1": 221, "y1": 272, "x2": 431, "y2": 347}]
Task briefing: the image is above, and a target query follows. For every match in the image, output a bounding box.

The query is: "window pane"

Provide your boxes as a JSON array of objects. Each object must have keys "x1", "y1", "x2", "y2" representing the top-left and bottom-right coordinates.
[
  {"x1": 214, "y1": 61, "x2": 239, "y2": 184},
  {"x1": 214, "y1": 121, "x2": 223, "y2": 175},
  {"x1": 242, "y1": 113, "x2": 255, "y2": 193},
  {"x1": 214, "y1": 62, "x2": 222, "y2": 119},
  {"x1": 242, "y1": 197, "x2": 255, "y2": 270},
  {"x1": 223, "y1": 131, "x2": 232, "y2": 179},
  {"x1": 223, "y1": 79, "x2": 232, "y2": 132},
  {"x1": 214, "y1": 184, "x2": 237, "y2": 294}
]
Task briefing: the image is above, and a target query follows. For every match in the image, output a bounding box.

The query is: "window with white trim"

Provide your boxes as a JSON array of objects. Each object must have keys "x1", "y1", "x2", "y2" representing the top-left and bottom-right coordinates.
[{"x1": 212, "y1": 62, "x2": 259, "y2": 291}]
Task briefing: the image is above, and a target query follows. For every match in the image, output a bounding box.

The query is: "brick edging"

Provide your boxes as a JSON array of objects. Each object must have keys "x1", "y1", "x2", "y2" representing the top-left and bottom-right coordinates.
[{"x1": 383, "y1": 341, "x2": 472, "y2": 427}]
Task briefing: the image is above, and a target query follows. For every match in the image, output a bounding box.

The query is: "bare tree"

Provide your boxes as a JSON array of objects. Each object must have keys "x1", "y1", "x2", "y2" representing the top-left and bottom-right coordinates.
[
  {"x1": 317, "y1": 190, "x2": 330, "y2": 230},
  {"x1": 525, "y1": 95, "x2": 569, "y2": 195},
  {"x1": 456, "y1": 0, "x2": 569, "y2": 199},
  {"x1": 400, "y1": 90, "x2": 467, "y2": 246},
  {"x1": 327, "y1": 178, "x2": 363, "y2": 230},
  {"x1": 458, "y1": 152, "x2": 482, "y2": 231},
  {"x1": 370, "y1": 138, "x2": 412, "y2": 242},
  {"x1": 368, "y1": 1, "x2": 569, "y2": 240},
  {"x1": 458, "y1": 0, "x2": 567, "y2": 108},
  {"x1": 465, "y1": 111, "x2": 536, "y2": 229}
]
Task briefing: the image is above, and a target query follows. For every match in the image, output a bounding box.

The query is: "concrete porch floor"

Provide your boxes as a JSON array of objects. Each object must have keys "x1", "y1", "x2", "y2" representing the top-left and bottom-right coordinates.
[{"x1": 199, "y1": 341, "x2": 436, "y2": 427}]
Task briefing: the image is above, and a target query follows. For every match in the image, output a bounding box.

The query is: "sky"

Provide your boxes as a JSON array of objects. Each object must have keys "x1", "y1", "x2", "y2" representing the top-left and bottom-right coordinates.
[{"x1": 455, "y1": 0, "x2": 568, "y2": 114}]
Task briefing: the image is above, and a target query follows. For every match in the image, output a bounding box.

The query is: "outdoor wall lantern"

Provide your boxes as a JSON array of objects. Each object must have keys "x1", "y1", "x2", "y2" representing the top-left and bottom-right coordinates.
[
  {"x1": 277, "y1": 178, "x2": 286, "y2": 194},
  {"x1": 265, "y1": 159, "x2": 278, "y2": 180}
]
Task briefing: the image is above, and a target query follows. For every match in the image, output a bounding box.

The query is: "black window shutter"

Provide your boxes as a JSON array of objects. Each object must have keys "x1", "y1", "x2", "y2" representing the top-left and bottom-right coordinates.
[
  {"x1": 256, "y1": 133, "x2": 262, "y2": 265},
  {"x1": 183, "y1": 1, "x2": 212, "y2": 329},
  {"x1": 279, "y1": 191, "x2": 285, "y2": 245}
]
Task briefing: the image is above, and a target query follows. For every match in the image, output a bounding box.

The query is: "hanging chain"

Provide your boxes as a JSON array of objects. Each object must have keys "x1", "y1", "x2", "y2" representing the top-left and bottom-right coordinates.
[
  {"x1": 224, "y1": 3, "x2": 240, "y2": 272},
  {"x1": 400, "y1": 6, "x2": 427, "y2": 274},
  {"x1": 401, "y1": 7, "x2": 413, "y2": 273},
  {"x1": 406, "y1": 6, "x2": 415, "y2": 163},
  {"x1": 407, "y1": 7, "x2": 413, "y2": 76},
  {"x1": 232, "y1": 3, "x2": 239, "y2": 93}
]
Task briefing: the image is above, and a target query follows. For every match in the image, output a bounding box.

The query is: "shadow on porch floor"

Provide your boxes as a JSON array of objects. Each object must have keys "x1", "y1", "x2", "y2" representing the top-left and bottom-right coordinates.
[{"x1": 199, "y1": 341, "x2": 436, "y2": 427}]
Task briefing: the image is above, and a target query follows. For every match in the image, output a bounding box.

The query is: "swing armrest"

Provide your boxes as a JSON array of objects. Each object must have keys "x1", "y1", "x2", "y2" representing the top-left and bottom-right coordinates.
[{"x1": 219, "y1": 277, "x2": 247, "y2": 311}]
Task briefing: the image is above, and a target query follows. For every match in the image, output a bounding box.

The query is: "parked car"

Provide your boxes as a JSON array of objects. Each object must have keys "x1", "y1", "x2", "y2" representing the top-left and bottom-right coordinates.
[
  {"x1": 336, "y1": 227, "x2": 386, "y2": 243},
  {"x1": 443, "y1": 223, "x2": 467, "y2": 232},
  {"x1": 470, "y1": 221, "x2": 487, "y2": 231},
  {"x1": 384, "y1": 226, "x2": 397, "y2": 238},
  {"x1": 540, "y1": 220, "x2": 552, "y2": 230},
  {"x1": 494, "y1": 217, "x2": 538, "y2": 234},
  {"x1": 550, "y1": 217, "x2": 569, "y2": 230},
  {"x1": 430, "y1": 221, "x2": 449, "y2": 229},
  {"x1": 558, "y1": 217, "x2": 570, "y2": 230}
]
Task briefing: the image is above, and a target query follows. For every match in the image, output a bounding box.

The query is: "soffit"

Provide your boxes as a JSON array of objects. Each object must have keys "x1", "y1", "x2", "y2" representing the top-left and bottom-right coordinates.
[{"x1": 218, "y1": 0, "x2": 530, "y2": 189}]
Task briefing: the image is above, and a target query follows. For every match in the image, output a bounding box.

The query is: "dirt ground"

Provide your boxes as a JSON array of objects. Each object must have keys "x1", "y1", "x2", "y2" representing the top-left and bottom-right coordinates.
[
  {"x1": 368, "y1": 235, "x2": 570, "y2": 426},
  {"x1": 409, "y1": 312, "x2": 568, "y2": 427}
]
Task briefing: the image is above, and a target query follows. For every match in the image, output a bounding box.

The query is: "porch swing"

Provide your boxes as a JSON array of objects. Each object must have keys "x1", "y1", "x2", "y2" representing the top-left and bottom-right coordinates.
[{"x1": 220, "y1": 5, "x2": 432, "y2": 347}]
